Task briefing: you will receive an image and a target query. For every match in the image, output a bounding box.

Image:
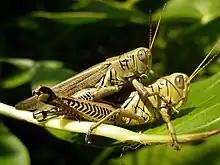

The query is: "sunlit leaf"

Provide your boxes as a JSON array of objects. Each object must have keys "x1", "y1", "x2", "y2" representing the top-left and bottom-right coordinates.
[
  {"x1": 0, "y1": 122, "x2": 30, "y2": 165},
  {"x1": 32, "y1": 1, "x2": 148, "y2": 25},
  {"x1": 0, "y1": 58, "x2": 35, "y2": 69},
  {"x1": 0, "y1": 59, "x2": 66, "y2": 89}
]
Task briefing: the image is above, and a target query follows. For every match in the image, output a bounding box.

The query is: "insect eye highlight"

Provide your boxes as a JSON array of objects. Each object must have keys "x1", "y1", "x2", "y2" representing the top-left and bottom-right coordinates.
[
  {"x1": 137, "y1": 49, "x2": 147, "y2": 62},
  {"x1": 174, "y1": 75, "x2": 185, "y2": 89}
]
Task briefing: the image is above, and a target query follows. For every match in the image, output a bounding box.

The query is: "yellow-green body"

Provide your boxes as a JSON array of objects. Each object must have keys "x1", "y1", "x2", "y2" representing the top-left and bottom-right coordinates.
[
  {"x1": 34, "y1": 73, "x2": 190, "y2": 126},
  {"x1": 16, "y1": 47, "x2": 152, "y2": 110}
]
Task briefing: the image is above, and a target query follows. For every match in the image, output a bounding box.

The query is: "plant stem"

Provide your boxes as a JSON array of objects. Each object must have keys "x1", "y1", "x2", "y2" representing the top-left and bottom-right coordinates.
[{"x1": 0, "y1": 102, "x2": 219, "y2": 145}]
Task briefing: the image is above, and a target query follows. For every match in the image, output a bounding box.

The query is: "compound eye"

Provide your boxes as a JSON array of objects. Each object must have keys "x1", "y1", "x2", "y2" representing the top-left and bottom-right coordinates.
[
  {"x1": 174, "y1": 75, "x2": 185, "y2": 89},
  {"x1": 137, "y1": 49, "x2": 147, "y2": 61}
]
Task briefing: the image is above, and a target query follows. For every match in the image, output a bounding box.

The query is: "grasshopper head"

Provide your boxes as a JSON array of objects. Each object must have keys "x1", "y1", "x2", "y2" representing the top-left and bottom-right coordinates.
[
  {"x1": 156, "y1": 41, "x2": 219, "y2": 111},
  {"x1": 158, "y1": 73, "x2": 190, "y2": 109},
  {"x1": 133, "y1": 47, "x2": 152, "y2": 75}
]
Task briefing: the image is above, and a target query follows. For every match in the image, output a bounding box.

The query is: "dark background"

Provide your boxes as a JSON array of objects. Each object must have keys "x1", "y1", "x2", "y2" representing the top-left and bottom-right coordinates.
[{"x1": 0, "y1": 0, "x2": 220, "y2": 165}]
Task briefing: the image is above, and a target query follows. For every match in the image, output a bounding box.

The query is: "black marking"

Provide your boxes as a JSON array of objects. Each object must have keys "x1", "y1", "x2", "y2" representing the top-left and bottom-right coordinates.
[
  {"x1": 141, "y1": 101, "x2": 145, "y2": 114},
  {"x1": 122, "y1": 95, "x2": 135, "y2": 109},
  {"x1": 96, "y1": 106, "x2": 105, "y2": 119},
  {"x1": 83, "y1": 95, "x2": 88, "y2": 100},
  {"x1": 134, "y1": 97, "x2": 141, "y2": 114},
  {"x1": 150, "y1": 85, "x2": 157, "y2": 101},
  {"x1": 109, "y1": 116, "x2": 113, "y2": 121},
  {"x1": 73, "y1": 100, "x2": 80, "y2": 109},
  {"x1": 68, "y1": 100, "x2": 74, "y2": 107},
  {"x1": 109, "y1": 69, "x2": 112, "y2": 81},
  {"x1": 132, "y1": 54, "x2": 135, "y2": 67},
  {"x1": 86, "y1": 93, "x2": 90, "y2": 97},
  {"x1": 81, "y1": 95, "x2": 87, "y2": 100},
  {"x1": 165, "y1": 80, "x2": 170, "y2": 100},
  {"x1": 87, "y1": 103, "x2": 98, "y2": 118},
  {"x1": 78, "y1": 102, "x2": 85, "y2": 111},
  {"x1": 97, "y1": 106, "x2": 103, "y2": 117},
  {"x1": 83, "y1": 103, "x2": 92, "y2": 114},
  {"x1": 103, "y1": 108, "x2": 111, "y2": 119},
  {"x1": 82, "y1": 92, "x2": 91, "y2": 100},
  {"x1": 67, "y1": 99, "x2": 71, "y2": 106},
  {"x1": 88, "y1": 92, "x2": 92, "y2": 100},
  {"x1": 119, "y1": 56, "x2": 126, "y2": 70},
  {"x1": 71, "y1": 100, "x2": 78, "y2": 109},
  {"x1": 100, "y1": 107, "x2": 107, "y2": 118},
  {"x1": 137, "y1": 104, "x2": 145, "y2": 114},
  {"x1": 78, "y1": 96, "x2": 83, "y2": 99},
  {"x1": 96, "y1": 106, "x2": 105, "y2": 118},
  {"x1": 101, "y1": 74, "x2": 106, "y2": 86},
  {"x1": 88, "y1": 105, "x2": 96, "y2": 118},
  {"x1": 125, "y1": 57, "x2": 129, "y2": 70},
  {"x1": 92, "y1": 110, "x2": 100, "y2": 119},
  {"x1": 115, "y1": 70, "x2": 120, "y2": 82},
  {"x1": 143, "y1": 111, "x2": 150, "y2": 121},
  {"x1": 84, "y1": 103, "x2": 89, "y2": 112},
  {"x1": 106, "y1": 108, "x2": 112, "y2": 116},
  {"x1": 87, "y1": 103, "x2": 93, "y2": 113},
  {"x1": 100, "y1": 107, "x2": 106, "y2": 117},
  {"x1": 111, "y1": 115, "x2": 116, "y2": 121}
]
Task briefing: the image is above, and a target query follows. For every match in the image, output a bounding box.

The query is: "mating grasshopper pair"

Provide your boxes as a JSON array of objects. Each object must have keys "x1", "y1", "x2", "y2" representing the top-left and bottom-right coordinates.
[
  {"x1": 15, "y1": 5, "x2": 219, "y2": 150},
  {"x1": 32, "y1": 46, "x2": 218, "y2": 151},
  {"x1": 16, "y1": 41, "x2": 219, "y2": 151}
]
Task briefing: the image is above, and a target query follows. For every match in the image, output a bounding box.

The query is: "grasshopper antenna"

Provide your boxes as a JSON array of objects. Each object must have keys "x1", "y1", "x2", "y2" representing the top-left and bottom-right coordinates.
[
  {"x1": 187, "y1": 41, "x2": 220, "y2": 83},
  {"x1": 149, "y1": 3, "x2": 166, "y2": 50},
  {"x1": 149, "y1": 9, "x2": 152, "y2": 49},
  {"x1": 148, "y1": 4, "x2": 166, "y2": 79}
]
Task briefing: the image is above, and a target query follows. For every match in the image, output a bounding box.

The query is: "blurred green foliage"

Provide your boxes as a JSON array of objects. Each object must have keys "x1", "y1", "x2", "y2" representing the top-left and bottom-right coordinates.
[{"x1": 0, "y1": 0, "x2": 220, "y2": 165}]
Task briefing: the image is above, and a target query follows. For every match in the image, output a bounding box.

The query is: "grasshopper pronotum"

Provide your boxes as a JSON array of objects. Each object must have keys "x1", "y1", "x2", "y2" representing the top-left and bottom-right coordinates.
[{"x1": 33, "y1": 41, "x2": 219, "y2": 150}]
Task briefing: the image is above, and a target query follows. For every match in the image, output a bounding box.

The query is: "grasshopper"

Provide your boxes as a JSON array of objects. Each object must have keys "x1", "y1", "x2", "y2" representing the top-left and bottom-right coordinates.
[
  {"x1": 15, "y1": 10, "x2": 164, "y2": 111},
  {"x1": 32, "y1": 42, "x2": 219, "y2": 150},
  {"x1": 15, "y1": 4, "x2": 168, "y2": 111}
]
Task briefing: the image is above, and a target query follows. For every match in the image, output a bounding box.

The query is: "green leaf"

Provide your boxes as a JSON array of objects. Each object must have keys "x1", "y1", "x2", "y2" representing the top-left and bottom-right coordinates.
[
  {"x1": 31, "y1": 1, "x2": 148, "y2": 25},
  {"x1": 0, "y1": 58, "x2": 35, "y2": 69},
  {"x1": 0, "y1": 122, "x2": 30, "y2": 165},
  {"x1": 153, "y1": 0, "x2": 220, "y2": 39},
  {"x1": 31, "y1": 11, "x2": 107, "y2": 25},
  {"x1": 154, "y1": 0, "x2": 220, "y2": 24},
  {"x1": 1, "y1": 69, "x2": 35, "y2": 89},
  {"x1": 0, "y1": 58, "x2": 36, "y2": 88},
  {"x1": 0, "y1": 59, "x2": 66, "y2": 89}
]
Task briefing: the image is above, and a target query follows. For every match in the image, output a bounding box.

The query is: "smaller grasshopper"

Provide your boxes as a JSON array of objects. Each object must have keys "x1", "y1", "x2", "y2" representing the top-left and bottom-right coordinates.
[{"x1": 33, "y1": 41, "x2": 219, "y2": 150}]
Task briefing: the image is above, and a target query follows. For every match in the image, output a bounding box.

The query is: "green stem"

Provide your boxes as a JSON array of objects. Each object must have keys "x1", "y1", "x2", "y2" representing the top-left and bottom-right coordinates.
[{"x1": 0, "y1": 102, "x2": 219, "y2": 145}]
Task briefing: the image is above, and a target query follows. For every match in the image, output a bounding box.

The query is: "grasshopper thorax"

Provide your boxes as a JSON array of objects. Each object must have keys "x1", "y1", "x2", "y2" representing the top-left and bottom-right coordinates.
[{"x1": 111, "y1": 47, "x2": 152, "y2": 80}]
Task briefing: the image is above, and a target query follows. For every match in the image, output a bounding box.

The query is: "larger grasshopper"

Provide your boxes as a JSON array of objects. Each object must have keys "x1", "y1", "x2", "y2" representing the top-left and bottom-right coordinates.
[
  {"x1": 15, "y1": 11, "x2": 164, "y2": 111},
  {"x1": 33, "y1": 42, "x2": 219, "y2": 150}
]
